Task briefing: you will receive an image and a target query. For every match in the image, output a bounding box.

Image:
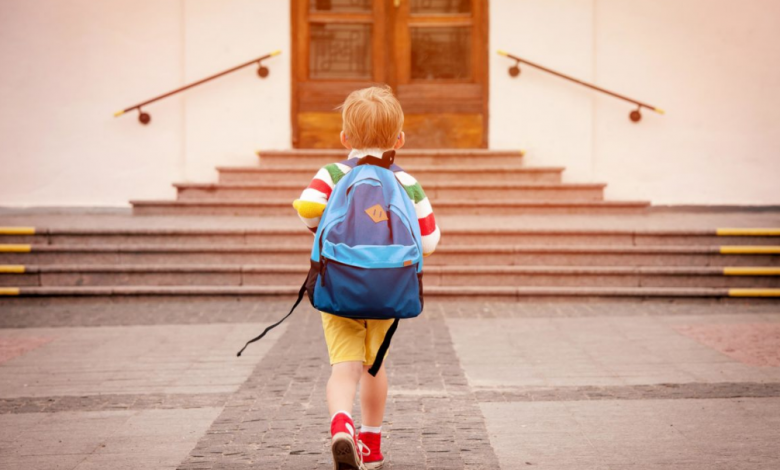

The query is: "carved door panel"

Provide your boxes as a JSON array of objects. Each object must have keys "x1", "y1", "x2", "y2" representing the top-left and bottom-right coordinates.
[{"x1": 292, "y1": 0, "x2": 488, "y2": 149}]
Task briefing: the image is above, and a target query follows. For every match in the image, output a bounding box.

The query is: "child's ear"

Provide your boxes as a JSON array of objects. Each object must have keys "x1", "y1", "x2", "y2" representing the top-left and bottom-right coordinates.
[
  {"x1": 393, "y1": 132, "x2": 405, "y2": 150},
  {"x1": 340, "y1": 131, "x2": 352, "y2": 150}
]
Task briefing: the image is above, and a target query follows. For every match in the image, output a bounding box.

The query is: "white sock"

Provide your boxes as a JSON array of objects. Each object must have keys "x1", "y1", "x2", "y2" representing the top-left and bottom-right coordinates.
[
  {"x1": 361, "y1": 425, "x2": 382, "y2": 434},
  {"x1": 331, "y1": 410, "x2": 352, "y2": 422}
]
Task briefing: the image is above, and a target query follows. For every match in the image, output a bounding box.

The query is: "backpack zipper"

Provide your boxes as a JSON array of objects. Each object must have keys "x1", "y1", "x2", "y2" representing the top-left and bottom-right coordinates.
[{"x1": 388, "y1": 203, "x2": 423, "y2": 263}]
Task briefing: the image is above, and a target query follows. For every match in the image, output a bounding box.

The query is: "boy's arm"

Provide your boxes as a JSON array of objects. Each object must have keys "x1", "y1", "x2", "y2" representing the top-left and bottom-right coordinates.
[
  {"x1": 292, "y1": 163, "x2": 345, "y2": 234},
  {"x1": 396, "y1": 171, "x2": 441, "y2": 257}
]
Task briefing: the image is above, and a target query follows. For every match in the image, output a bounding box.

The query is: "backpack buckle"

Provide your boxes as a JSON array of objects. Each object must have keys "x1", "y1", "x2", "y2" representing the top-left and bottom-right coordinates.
[{"x1": 356, "y1": 150, "x2": 395, "y2": 169}]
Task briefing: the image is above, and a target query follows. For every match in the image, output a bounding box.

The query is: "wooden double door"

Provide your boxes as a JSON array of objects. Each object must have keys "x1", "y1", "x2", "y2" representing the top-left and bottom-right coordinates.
[{"x1": 292, "y1": 0, "x2": 488, "y2": 149}]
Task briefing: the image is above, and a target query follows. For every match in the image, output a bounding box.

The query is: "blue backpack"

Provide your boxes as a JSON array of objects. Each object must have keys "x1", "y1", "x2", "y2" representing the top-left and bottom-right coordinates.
[{"x1": 238, "y1": 150, "x2": 425, "y2": 376}]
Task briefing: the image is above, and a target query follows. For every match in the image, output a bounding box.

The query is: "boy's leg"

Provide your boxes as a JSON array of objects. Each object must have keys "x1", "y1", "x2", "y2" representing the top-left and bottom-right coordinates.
[
  {"x1": 360, "y1": 318, "x2": 393, "y2": 427},
  {"x1": 322, "y1": 312, "x2": 368, "y2": 416},
  {"x1": 358, "y1": 320, "x2": 392, "y2": 469},
  {"x1": 359, "y1": 364, "x2": 387, "y2": 427},
  {"x1": 358, "y1": 364, "x2": 387, "y2": 469},
  {"x1": 327, "y1": 361, "x2": 364, "y2": 417},
  {"x1": 328, "y1": 361, "x2": 366, "y2": 469},
  {"x1": 321, "y1": 313, "x2": 371, "y2": 468}
]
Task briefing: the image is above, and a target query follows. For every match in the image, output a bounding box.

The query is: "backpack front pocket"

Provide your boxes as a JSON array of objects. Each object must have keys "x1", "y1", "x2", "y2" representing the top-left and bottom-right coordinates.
[{"x1": 313, "y1": 256, "x2": 422, "y2": 319}]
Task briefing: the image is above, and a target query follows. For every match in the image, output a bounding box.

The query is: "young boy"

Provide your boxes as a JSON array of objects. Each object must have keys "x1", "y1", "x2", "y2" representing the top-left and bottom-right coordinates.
[{"x1": 292, "y1": 85, "x2": 441, "y2": 469}]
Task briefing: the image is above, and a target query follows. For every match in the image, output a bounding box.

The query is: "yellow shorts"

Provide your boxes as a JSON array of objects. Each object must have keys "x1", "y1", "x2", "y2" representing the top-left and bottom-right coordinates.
[{"x1": 320, "y1": 311, "x2": 395, "y2": 366}]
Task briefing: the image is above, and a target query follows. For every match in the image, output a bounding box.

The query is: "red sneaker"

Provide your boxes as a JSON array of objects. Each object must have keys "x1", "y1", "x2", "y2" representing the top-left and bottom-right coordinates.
[
  {"x1": 358, "y1": 431, "x2": 385, "y2": 469},
  {"x1": 330, "y1": 413, "x2": 365, "y2": 470}
]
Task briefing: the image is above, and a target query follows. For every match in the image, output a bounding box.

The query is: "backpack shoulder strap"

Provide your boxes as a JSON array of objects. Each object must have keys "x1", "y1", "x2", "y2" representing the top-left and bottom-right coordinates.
[{"x1": 340, "y1": 158, "x2": 358, "y2": 168}]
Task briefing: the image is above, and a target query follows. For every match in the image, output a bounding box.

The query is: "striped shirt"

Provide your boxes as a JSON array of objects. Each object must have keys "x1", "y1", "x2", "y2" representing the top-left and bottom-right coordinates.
[{"x1": 292, "y1": 148, "x2": 441, "y2": 256}]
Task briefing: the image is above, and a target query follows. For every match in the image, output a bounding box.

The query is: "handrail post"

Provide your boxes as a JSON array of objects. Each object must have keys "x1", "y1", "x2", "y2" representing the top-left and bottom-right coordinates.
[{"x1": 497, "y1": 50, "x2": 664, "y2": 123}]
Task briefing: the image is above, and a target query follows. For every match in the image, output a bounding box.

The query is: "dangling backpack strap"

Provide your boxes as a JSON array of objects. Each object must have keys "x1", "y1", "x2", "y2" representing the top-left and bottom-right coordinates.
[
  {"x1": 367, "y1": 318, "x2": 400, "y2": 377},
  {"x1": 236, "y1": 278, "x2": 307, "y2": 357}
]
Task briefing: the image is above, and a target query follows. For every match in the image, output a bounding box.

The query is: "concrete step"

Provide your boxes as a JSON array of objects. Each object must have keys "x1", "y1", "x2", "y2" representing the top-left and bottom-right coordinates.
[
  {"x1": 436, "y1": 228, "x2": 780, "y2": 247},
  {"x1": 1, "y1": 285, "x2": 778, "y2": 300},
  {"x1": 257, "y1": 148, "x2": 527, "y2": 168},
  {"x1": 2, "y1": 244, "x2": 778, "y2": 266},
  {"x1": 217, "y1": 166, "x2": 565, "y2": 184},
  {"x1": 174, "y1": 182, "x2": 606, "y2": 202},
  {"x1": 3, "y1": 265, "x2": 779, "y2": 288},
  {"x1": 0, "y1": 228, "x2": 314, "y2": 246},
  {"x1": 4, "y1": 228, "x2": 778, "y2": 247},
  {"x1": 130, "y1": 200, "x2": 651, "y2": 216}
]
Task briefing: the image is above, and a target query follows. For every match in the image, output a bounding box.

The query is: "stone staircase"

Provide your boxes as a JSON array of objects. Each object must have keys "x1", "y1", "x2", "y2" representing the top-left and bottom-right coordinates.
[
  {"x1": 131, "y1": 150, "x2": 651, "y2": 216},
  {"x1": 1, "y1": 149, "x2": 779, "y2": 301}
]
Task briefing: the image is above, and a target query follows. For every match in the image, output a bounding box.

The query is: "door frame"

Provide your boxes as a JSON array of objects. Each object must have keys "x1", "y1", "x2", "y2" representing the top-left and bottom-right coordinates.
[{"x1": 290, "y1": 0, "x2": 489, "y2": 148}]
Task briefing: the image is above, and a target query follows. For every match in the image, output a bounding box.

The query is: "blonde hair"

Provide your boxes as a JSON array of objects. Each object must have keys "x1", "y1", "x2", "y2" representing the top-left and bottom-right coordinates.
[{"x1": 339, "y1": 85, "x2": 404, "y2": 149}]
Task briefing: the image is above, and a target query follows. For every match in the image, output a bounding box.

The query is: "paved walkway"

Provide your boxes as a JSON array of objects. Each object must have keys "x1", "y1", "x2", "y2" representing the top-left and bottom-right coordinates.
[{"x1": 1, "y1": 299, "x2": 779, "y2": 469}]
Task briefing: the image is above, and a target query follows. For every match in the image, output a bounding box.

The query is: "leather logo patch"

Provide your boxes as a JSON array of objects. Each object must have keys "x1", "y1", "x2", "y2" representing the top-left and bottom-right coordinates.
[
  {"x1": 365, "y1": 204, "x2": 389, "y2": 223},
  {"x1": 403, "y1": 260, "x2": 412, "y2": 267}
]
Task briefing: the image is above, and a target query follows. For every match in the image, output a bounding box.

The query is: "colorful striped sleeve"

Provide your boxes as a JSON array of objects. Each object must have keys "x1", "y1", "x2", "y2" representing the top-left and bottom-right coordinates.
[
  {"x1": 394, "y1": 170, "x2": 441, "y2": 257},
  {"x1": 292, "y1": 162, "x2": 351, "y2": 233}
]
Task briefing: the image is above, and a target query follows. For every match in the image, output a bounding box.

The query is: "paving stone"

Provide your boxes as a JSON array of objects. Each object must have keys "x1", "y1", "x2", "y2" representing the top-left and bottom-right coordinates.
[
  {"x1": 0, "y1": 297, "x2": 293, "y2": 328},
  {"x1": 0, "y1": 408, "x2": 221, "y2": 470},
  {"x1": 447, "y1": 314, "x2": 780, "y2": 388},
  {"x1": 480, "y1": 398, "x2": 780, "y2": 470},
  {"x1": 177, "y1": 304, "x2": 501, "y2": 469},
  {"x1": 0, "y1": 323, "x2": 283, "y2": 398},
  {"x1": 0, "y1": 393, "x2": 227, "y2": 414},
  {"x1": 0, "y1": 336, "x2": 55, "y2": 364},
  {"x1": 474, "y1": 382, "x2": 780, "y2": 403},
  {"x1": 674, "y1": 323, "x2": 780, "y2": 367},
  {"x1": 2, "y1": 299, "x2": 778, "y2": 330},
  {"x1": 2, "y1": 296, "x2": 780, "y2": 469}
]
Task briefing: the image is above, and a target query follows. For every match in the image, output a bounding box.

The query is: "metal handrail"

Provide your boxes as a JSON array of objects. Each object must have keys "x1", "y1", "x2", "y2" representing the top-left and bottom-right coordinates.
[
  {"x1": 114, "y1": 50, "x2": 282, "y2": 125},
  {"x1": 497, "y1": 50, "x2": 664, "y2": 123}
]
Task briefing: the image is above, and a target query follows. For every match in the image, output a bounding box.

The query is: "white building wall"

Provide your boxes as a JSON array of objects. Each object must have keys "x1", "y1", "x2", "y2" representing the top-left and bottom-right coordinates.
[
  {"x1": 0, "y1": 0, "x2": 777, "y2": 207},
  {"x1": 491, "y1": 0, "x2": 780, "y2": 205},
  {"x1": 489, "y1": 0, "x2": 596, "y2": 186},
  {"x1": 182, "y1": 0, "x2": 290, "y2": 183},
  {"x1": 0, "y1": 1, "x2": 185, "y2": 207},
  {"x1": 0, "y1": 0, "x2": 289, "y2": 207},
  {"x1": 591, "y1": 0, "x2": 780, "y2": 205}
]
